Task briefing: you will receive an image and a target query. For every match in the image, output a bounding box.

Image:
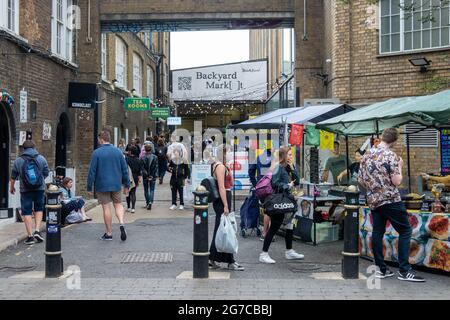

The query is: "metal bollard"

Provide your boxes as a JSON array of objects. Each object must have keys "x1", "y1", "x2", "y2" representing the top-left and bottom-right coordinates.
[
  {"x1": 341, "y1": 189, "x2": 361, "y2": 279},
  {"x1": 45, "y1": 187, "x2": 63, "y2": 278},
  {"x1": 192, "y1": 185, "x2": 210, "y2": 279}
]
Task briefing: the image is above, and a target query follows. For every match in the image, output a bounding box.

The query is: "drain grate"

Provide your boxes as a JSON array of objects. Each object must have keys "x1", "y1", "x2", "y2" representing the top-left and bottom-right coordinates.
[{"x1": 120, "y1": 252, "x2": 173, "y2": 264}]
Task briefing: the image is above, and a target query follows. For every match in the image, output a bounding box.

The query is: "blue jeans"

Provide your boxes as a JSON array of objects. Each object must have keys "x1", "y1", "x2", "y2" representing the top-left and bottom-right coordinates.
[
  {"x1": 372, "y1": 202, "x2": 412, "y2": 273},
  {"x1": 143, "y1": 179, "x2": 156, "y2": 205}
]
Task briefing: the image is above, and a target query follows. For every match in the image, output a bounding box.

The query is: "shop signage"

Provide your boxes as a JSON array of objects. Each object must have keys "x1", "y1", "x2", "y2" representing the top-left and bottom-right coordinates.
[
  {"x1": 227, "y1": 151, "x2": 250, "y2": 190},
  {"x1": 440, "y1": 128, "x2": 450, "y2": 175},
  {"x1": 149, "y1": 108, "x2": 170, "y2": 120},
  {"x1": 124, "y1": 97, "x2": 150, "y2": 111},
  {"x1": 20, "y1": 90, "x2": 27, "y2": 123},
  {"x1": 167, "y1": 117, "x2": 182, "y2": 126},
  {"x1": 68, "y1": 82, "x2": 97, "y2": 109},
  {"x1": 172, "y1": 59, "x2": 268, "y2": 102}
]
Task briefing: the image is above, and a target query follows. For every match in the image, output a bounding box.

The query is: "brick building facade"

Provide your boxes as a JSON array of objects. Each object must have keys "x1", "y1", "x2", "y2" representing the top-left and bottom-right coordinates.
[{"x1": 0, "y1": 0, "x2": 170, "y2": 226}]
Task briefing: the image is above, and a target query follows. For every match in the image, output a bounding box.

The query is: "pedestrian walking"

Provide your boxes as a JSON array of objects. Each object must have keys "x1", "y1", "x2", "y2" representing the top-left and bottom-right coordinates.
[
  {"x1": 10, "y1": 140, "x2": 49, "y2": 245},
  {"x1": 139, "y1": 137, "x2": 155, "y2": 158},
  {"x1": 118, "y1": 138, "x2": 126, "y2": 155},
  {"x1": 168, "y1": 149, "x2": 190, "y2": 210},
  {"x1": 141, "y1": 144, "x2": 158, "y2": 210},
  {"x1": 87, "y1": 129, "x2": 130, "y2": 241},
  {"x1": 259, "y1": 146, "x2": 304, "y2": 264},
  {"x1": 209, "y1": 145, "x2": 245, "y2": 271},
  {"x1": 126, "y1": 146, "x2": 143, "y2": 213},
  {"x1": 358, "y1": 128, "x2": 425, "y2": 282},
  {"x1": 156, "y1": 138, "x2": 168, "y2": 184}
]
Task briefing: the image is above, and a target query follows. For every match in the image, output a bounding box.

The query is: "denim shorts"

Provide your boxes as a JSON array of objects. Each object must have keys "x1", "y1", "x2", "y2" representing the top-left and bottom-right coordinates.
[{"x1": 21, "y1": 191, "x2": 45, "y2": 216}]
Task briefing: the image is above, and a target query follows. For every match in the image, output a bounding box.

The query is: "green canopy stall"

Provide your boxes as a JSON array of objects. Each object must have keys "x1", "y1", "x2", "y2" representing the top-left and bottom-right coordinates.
[{"x1": 316, "y1": 89, "x2": 450, "y2": 192}]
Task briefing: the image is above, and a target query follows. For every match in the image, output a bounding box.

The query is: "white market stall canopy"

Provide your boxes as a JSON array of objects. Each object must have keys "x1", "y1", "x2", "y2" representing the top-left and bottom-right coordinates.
[
  {"x1": 229, "y1": 104, "x2": 353, "y2": 130},
  {"x1": 316, "y1": 89, "x2": 450, "y2": 136}
]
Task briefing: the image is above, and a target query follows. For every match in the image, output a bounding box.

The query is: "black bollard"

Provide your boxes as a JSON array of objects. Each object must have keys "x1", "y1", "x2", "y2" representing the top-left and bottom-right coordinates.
[
  {"x1": 45, "y1": 188, "x2": 63, "y2": 278},
  {"x1": 192, "y1": 186, "x2": 210, "y2": 279},
  {"x1": 342, "y1": 189, "x2": 361, "y2": 279}
]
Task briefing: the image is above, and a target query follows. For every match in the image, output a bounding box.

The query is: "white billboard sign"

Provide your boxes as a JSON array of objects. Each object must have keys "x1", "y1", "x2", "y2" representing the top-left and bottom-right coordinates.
[
  {"x1": 167, "y1": 117, "x2": 182, "y2": 126},
  {"x1": 172, "y1": 59, "x2": 268, "y2": 102}
]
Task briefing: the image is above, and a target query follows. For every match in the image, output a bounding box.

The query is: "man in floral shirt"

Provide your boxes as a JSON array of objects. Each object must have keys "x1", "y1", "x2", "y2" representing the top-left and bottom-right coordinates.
[{"x1": 358, "y1": 128, "x2": 425, "y2": 282}]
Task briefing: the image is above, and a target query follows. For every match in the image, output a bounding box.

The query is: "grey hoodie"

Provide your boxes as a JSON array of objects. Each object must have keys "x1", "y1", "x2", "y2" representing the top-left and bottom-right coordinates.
[{"x1": 11, "y1": 148, "x2": 49, "y2": 193}]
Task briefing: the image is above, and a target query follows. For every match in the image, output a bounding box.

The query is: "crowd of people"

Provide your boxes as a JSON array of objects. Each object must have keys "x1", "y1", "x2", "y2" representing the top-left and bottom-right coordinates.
[{"x1": 8, "y1": 126, "x2": 425, "y2": 282}]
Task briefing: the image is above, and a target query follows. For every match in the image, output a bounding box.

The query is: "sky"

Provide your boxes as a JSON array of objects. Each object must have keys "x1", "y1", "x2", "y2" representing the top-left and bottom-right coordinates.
[{"x1": 170, "y1": 30, "x2": 250, "y2": 70}]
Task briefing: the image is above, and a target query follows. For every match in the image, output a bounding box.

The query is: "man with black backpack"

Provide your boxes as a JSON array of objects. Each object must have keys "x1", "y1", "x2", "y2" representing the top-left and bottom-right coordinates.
[{"x1": 10, "y1": 140, "x2": 49, "y2": 245}]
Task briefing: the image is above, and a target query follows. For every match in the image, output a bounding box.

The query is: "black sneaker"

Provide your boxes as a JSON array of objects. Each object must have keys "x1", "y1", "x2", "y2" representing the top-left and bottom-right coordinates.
[
  {"x1": 375, "y1": 269, "x2": 394, "y2": 279},
  {"x1": 33, "y1": 231, "x2": 44, "y2": 243},
  {"x1": 100, "y1": 233, "x2": 113, "y2": 241},
  {"x1": 120, "y1": 226, "x2": 127, "y2": 241},
  {"x1": 147, "y1": 203, "x2": 152, "y2": 211},
  {"x1": 24, "y1": 236, "x2": 35, "y2": 245},
  {"x1": 397, "y1": 271, "x2": 426, "y2": 282}
]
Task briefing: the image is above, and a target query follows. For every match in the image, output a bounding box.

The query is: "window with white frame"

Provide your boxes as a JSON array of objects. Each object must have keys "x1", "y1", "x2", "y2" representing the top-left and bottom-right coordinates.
[
  {"x1": 133, "y1": 53, "x2": 143, "y2": 96},
  {"x1": 380, "y1": 0, "x2": 450, "y2": 54},
  {"x1": 115, "y1": 36, "x2": 127, "y2": 89},
  {"x1": 1, "y1": 0, "x2": 20, "y2": 34},
  {"x1": 101, "y1": 33, "x2": 107, "y2": 79},
  {"x1": 51, "y1": 0, "x2": 74, "y2": 61},
  {"x1": 147, "y1": 65, "x2": 154, "y2": 100}
]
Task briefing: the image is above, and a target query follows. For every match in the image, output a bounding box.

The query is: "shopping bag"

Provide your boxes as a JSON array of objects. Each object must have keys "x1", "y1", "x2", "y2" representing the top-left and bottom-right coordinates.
[
  {"x1": 228, "y1": 212, "x2": 238, "y2": 234},
  {"x1": 183, "y1": 183, "x2": 194, "y2": 204},
  {"x1": 215, "y1": 215, "x2": 239, "y2": 254}
]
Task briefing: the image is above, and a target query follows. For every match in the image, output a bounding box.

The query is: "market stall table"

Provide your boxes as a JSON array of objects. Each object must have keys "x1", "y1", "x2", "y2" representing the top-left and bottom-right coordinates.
[{"x1": 359, "y1": 208, "x2": 450, "y2": 272}]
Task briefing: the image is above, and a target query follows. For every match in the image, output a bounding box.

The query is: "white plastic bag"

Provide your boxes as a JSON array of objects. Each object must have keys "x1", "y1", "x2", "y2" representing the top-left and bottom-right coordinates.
[
  {"x1": 215, "y1": 215, "x2": 239, "y2": 254},
  {"x1": 183, "y1": 183, "x2": 194, "y2": 204},
  {"x1": 65, "y1": 211, "x2": 84, "y2": 224},
  {"x1": 228, "y1": 212, "x2": 238, "y2": 234}
]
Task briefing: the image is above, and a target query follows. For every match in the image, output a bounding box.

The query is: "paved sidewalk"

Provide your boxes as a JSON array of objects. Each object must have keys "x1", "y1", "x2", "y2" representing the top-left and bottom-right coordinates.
[
  {"x1": 0, "y1": 181, "x2": 449, "y2": 300},
  {"x1": 0, "y1": 199, "x2": 98, "y2": 253}
]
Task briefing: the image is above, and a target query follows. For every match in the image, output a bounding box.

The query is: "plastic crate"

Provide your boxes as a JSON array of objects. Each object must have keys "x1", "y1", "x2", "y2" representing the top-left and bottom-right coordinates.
[{"x1": 315, "y1": 222, "x2": 340, "y2": 243}]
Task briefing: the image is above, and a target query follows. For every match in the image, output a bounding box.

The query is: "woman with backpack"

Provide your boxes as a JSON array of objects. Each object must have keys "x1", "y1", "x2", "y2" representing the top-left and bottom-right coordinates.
[
  {"x1": 125, "y1": 146, "x2": 143, "y2": 213},
  {"x1": 259, "y1": 146, "x2": 304, "y2": 264},
  {"x1": 168, "y1": 149, "x2": 190, "y2": 210},
  {"x1": 209, "y1": 146, "x2": 245, "y2": 271}
]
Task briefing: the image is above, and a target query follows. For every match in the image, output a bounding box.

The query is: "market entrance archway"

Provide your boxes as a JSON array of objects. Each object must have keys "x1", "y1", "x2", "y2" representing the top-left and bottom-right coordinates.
[
  {"x1": 77, "y1": 0, "x2": 325, "y2": 104},
  {"x1": 0, "y1": 101, "x2": 15, "y2": 209}
]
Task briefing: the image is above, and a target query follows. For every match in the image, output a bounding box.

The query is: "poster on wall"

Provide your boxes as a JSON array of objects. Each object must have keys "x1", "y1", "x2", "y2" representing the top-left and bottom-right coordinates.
[
  {"x1": 19, "y1": 90, "x2": 27, "y2": 123},
  {"x1": 172, "y1": 59, "x2": 268, "y2": 102},
  {"x1": 19, "y1": 131, "x2": 27, "y2": 146},
  {"x1": 228, "y1": 151, "x2": 250, "y2": 190},
  {"x1": 42, "y1": 122, "x2": 52, "y2": 141}
]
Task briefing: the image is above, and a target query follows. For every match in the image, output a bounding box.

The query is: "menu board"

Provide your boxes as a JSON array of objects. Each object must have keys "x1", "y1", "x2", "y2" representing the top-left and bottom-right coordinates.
[{"x1": 440, "y1": 128, "x2": 450, "y2": 175}]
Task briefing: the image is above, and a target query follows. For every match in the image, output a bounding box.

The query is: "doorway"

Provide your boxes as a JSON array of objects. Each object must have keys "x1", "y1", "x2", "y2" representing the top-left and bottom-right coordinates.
[
  {"x1": 0, "y1": 102, "x2": 10, "y2": 208},
  {"x1": 55, "y1": 113, "x2": 70, "y2": 177}
]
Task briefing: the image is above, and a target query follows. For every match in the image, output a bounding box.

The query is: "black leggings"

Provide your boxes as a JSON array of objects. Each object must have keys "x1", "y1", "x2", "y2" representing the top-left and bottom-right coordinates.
[
  {"x1": 209, "y1": 191, "x2": 234, "y2": 264},
  {"x1": 126, "y1": 187, "x2": 137, "y2": 209},
  {"x1": 263, "y1": 214, "x2": 293, "y2": 252}
]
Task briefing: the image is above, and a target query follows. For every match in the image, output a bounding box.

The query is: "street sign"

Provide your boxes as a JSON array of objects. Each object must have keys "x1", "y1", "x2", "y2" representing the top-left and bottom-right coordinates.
[
  {"x1": 149, "y1": 107, "x2": 170, "y2": 119},
  {"x1": 167, "y1": 117, "x2": 182, "y2": 126},
  {"x1": 124, "y1": 97, "x2": 150, "y2": 111}
]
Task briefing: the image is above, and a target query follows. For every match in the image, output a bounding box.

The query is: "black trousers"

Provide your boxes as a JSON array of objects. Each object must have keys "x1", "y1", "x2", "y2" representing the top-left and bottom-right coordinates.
[
  {"x1": 126, "y1": 187, "x2": 137, "y2": 209},
  {"x1": 263, "y1": 213, "x2": 293, "y2": 252},
  {"x1": 209, "y1": 191, "x2": 234, "y2": 264},
  {"x1": 171, "y1": 184, "x2": 184, "y2": 205}
]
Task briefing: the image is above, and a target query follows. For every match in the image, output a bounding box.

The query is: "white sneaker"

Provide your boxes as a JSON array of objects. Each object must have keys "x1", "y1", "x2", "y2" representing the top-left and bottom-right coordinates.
[
  {"x1": 259, "y1": 252, "x2": 276, "y2": 264},
  {"x1": 170, "y1": 205, "x2": 177, "y2": 210},
  {"x1": 285, "y1": 249, "x2": 304, "y2": 260},
  {"x1": 131, "y1": 209, "x2": 135, "y2": 213},
  {"x1": 126, "y1": 208, "x2": 131, "y2": 212},
  {"x1": 179, "y1": 205, "x2": 184, "y2": 210}
]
